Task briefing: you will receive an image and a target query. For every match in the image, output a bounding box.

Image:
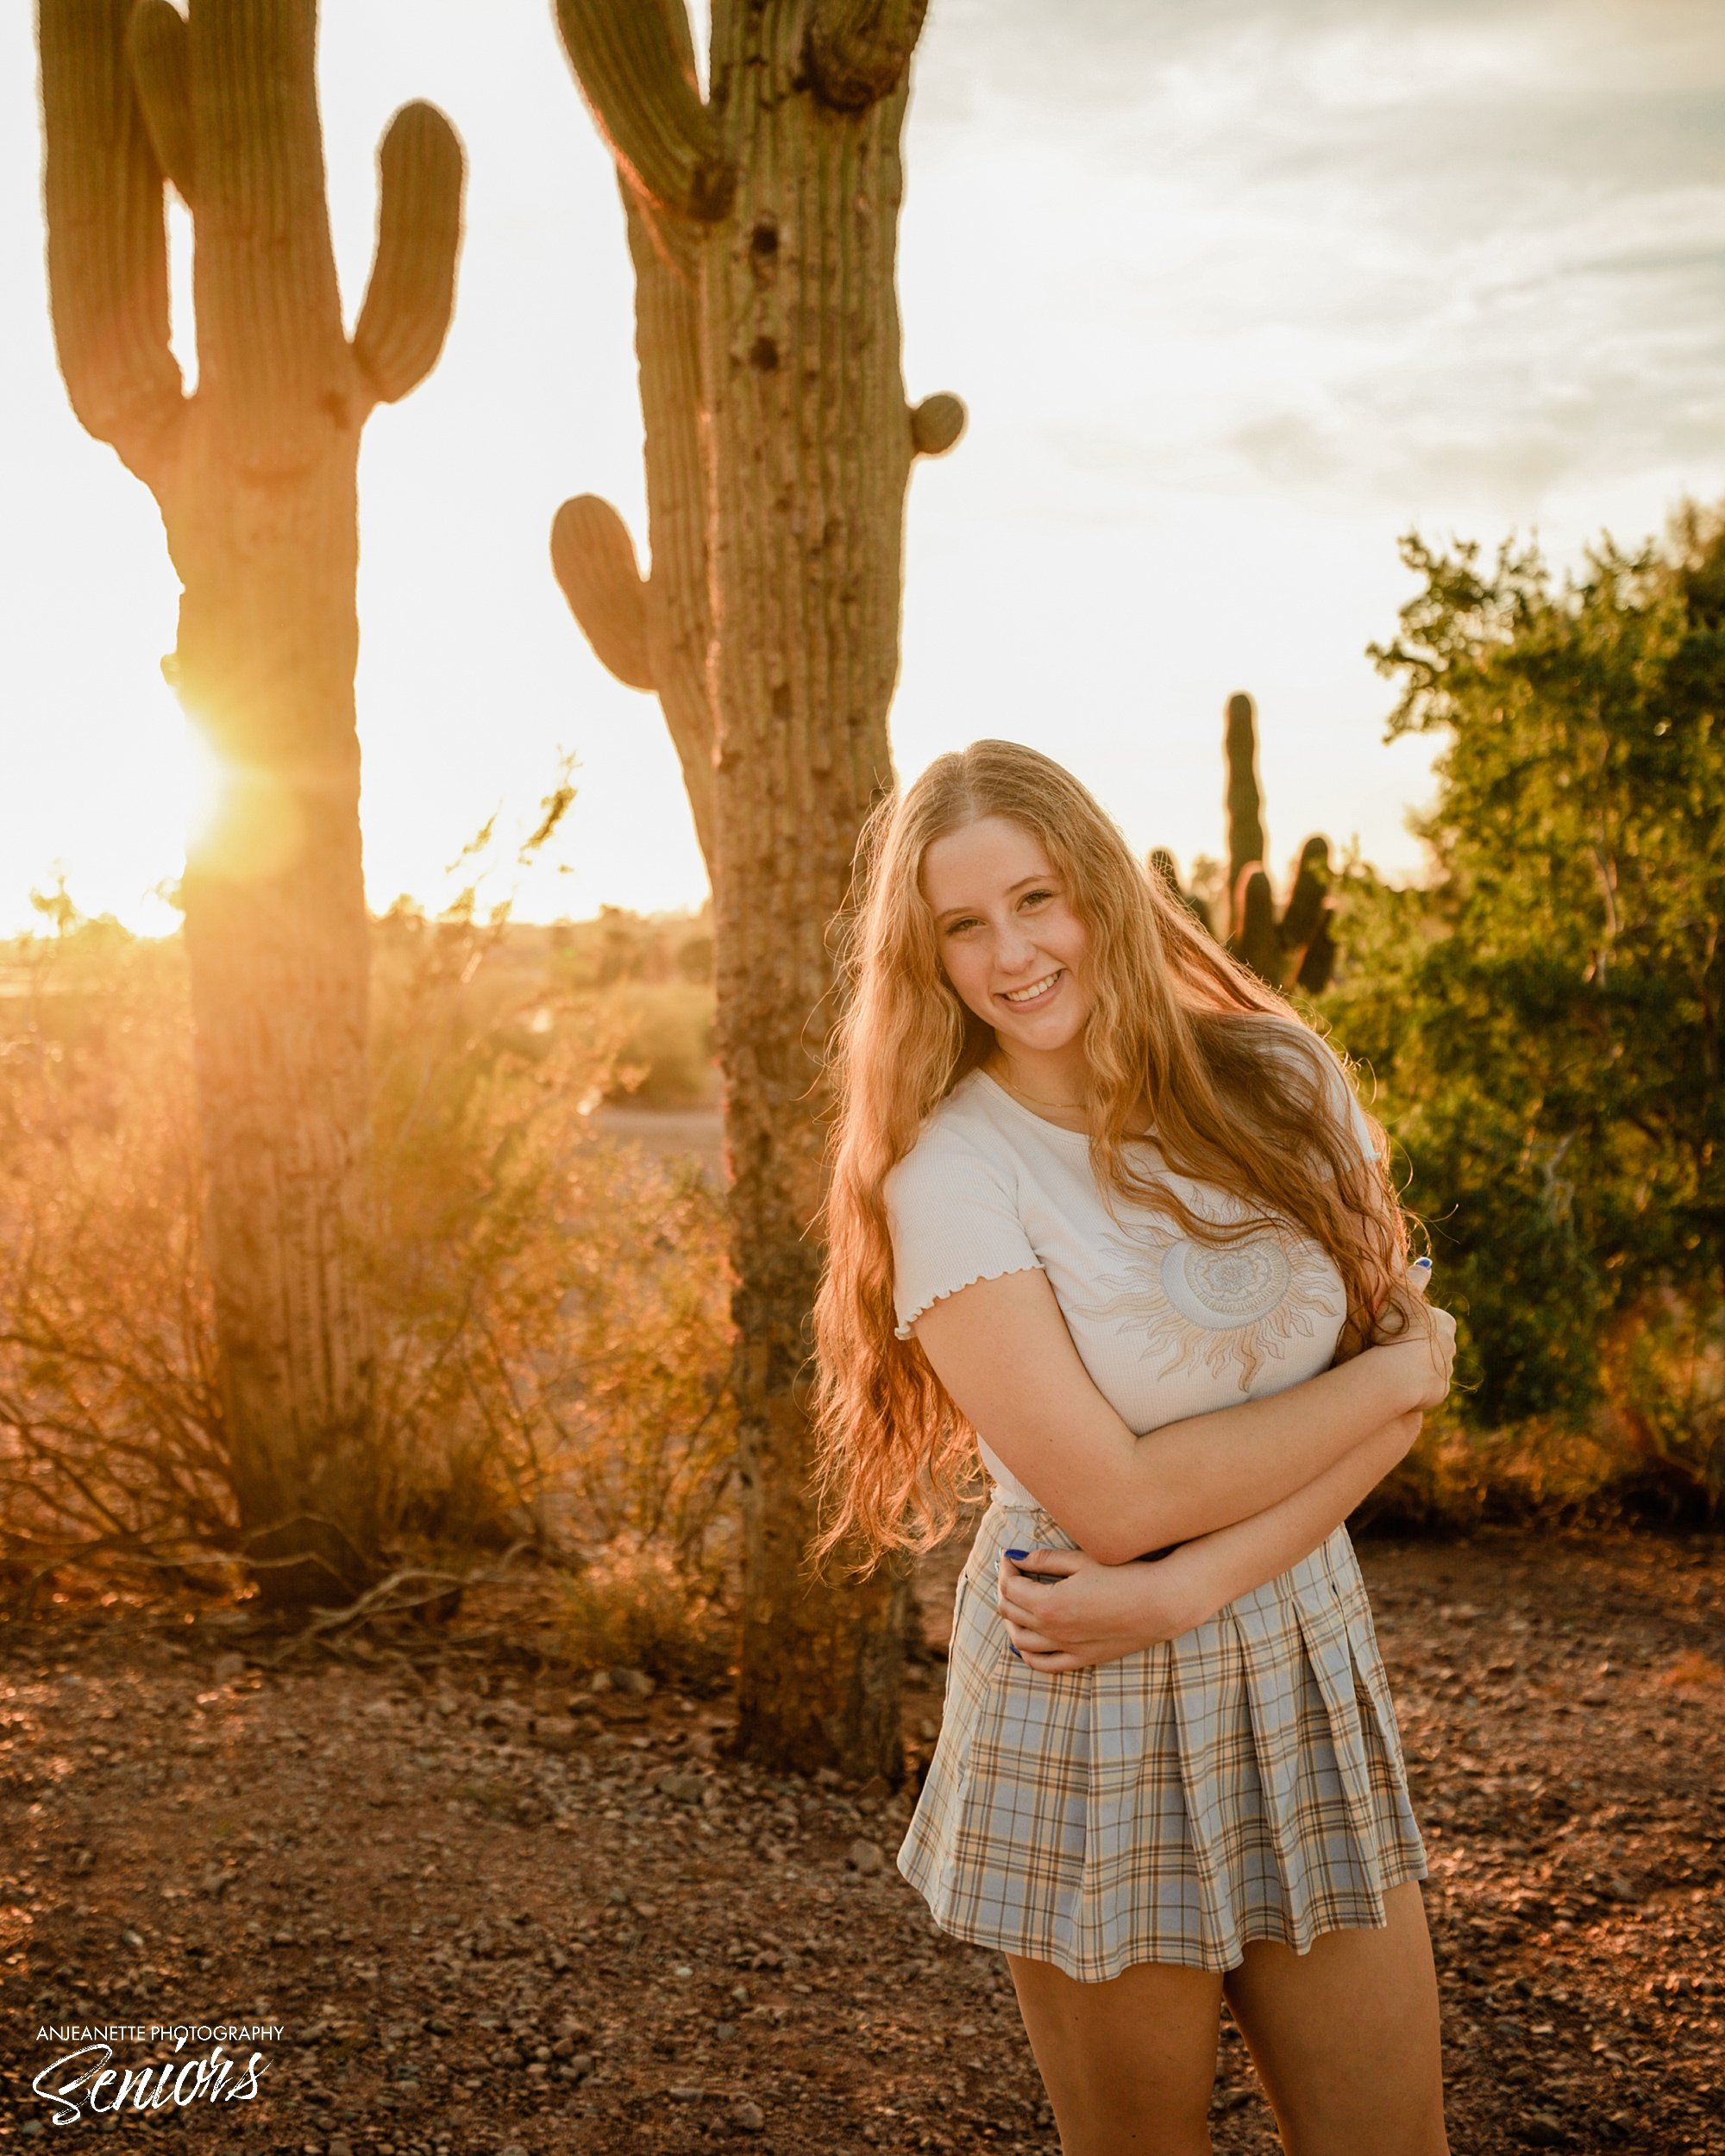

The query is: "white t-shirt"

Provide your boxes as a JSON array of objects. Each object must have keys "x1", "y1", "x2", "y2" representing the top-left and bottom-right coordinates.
[{"x1": 882, "y1": 1032, "x2": 1378, "y2": 1510}]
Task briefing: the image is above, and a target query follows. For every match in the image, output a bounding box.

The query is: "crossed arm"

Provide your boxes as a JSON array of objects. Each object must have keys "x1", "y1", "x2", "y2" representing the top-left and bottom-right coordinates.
[{"x1": 911, "y1": 1264, "x2": 1455, "y2": 1670}]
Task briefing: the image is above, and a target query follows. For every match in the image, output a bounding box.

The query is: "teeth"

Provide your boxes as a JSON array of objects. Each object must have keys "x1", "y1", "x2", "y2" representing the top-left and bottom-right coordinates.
[{"x1": 1002, "y1": 971, "x2": 1061, "y2": 1004}]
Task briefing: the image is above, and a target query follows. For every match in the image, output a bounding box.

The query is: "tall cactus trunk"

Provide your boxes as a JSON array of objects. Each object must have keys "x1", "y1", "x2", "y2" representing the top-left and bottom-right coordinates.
[
  {"x1": 1225, "y1": 690, "x2": 1266, "y2": 943},
  {"x1": 38, "y1": 0, "x2": 463, "y2": 1611},
  {"x1": 172, "y1": 469, "x2": 378, "y2": 1603},
  {"x1": 551, "y1": 0, "x2": 962, "y2": 1777}
]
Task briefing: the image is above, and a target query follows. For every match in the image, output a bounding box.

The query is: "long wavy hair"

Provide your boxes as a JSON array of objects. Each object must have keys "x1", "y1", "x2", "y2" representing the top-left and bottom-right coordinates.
[{"x1": 807, "y1": 739, "x2": 1413, "y2": 1575}]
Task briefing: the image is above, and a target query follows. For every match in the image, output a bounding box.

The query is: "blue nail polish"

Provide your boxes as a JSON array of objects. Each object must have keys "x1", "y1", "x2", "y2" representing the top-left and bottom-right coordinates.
[{"x1": 1004, "y1": 1551, "x2": 1026, "y2": 1657}]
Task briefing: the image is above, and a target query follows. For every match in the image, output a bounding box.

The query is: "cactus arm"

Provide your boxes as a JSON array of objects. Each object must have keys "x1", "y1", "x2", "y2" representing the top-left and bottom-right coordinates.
[
  {"x1": 351, "y1": 101, "x2": 466, "y2": 407},
  {"x1": 553, "y1": 0, "x2": 732, "y2": 222},
  {"x1": 1231, "y1": 864, "x2": 1284, "y2": 989},
  {"x1": 1294, "y1": 910, "x2": 1337, "y2": 994},
  {"x1": 551, "y1": 495, "x2": 655, "y2": 693},
  {"x1": 622, "y1": 187, "x2": 717, "y2": 874},
  {"x1": 126, "y1": 0, "x2": 194, "y2": 204},
  {"x1": 550, "y1": 487, "x2": 718, "y2": 872},
  {"x1": 805, "y1": 0, "x2": 927, "y2": 110},
  {"x1": 910, "y1": 392, "x2": 966, "y2": 457},
  {"x1": 1280, "y1": 836, "x2": 1332, "y2": 952},
  {"x1": 38, "y1": 0, "x2": 185, "y2": 481}
]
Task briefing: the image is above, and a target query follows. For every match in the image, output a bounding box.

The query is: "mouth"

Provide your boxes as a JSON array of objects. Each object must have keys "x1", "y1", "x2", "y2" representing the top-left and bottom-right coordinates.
[{"x1": 997, "y1": 968, "x2": 1063, "y2": 1009}]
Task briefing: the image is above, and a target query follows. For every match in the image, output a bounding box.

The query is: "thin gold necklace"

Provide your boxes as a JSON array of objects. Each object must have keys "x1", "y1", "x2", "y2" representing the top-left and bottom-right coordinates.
[{"x1": 988, "y1": 1056, "x2": 1088, "y2": 1117}]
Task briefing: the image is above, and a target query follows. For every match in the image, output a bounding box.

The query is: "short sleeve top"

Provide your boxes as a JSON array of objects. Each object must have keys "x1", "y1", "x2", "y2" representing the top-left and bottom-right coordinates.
[{"x1": 881, "y1": 1028, "x2": 1379, "y2": 1507}]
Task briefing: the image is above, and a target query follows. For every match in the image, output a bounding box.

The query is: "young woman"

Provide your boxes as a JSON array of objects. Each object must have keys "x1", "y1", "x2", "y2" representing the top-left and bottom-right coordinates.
[{"x1": 811, "y1": 741, "x2": 1457, "y2": 2156}]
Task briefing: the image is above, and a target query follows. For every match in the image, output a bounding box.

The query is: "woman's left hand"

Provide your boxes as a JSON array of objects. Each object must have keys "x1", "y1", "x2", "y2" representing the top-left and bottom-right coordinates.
[{"x1": 994, "y1": 1544, "x2": 1192, "y2": 1671}]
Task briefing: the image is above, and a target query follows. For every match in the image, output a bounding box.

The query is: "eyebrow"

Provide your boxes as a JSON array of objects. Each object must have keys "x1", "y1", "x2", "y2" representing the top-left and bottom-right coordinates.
[{"x1": 932, "y1": 872, "x2": 1057, "y2": 924}]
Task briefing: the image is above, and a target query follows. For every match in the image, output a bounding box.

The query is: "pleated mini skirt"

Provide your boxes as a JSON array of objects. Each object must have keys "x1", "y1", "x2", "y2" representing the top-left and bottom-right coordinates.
[{"x1": 898, "y1": 1494, "x2": 1428, "y2": 1981}]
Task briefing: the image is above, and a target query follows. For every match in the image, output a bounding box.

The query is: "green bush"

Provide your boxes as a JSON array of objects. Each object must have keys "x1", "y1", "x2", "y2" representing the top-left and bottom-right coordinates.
[{"x1": 1327, "y1": 499, "x2": 1725, "y2": 1524}]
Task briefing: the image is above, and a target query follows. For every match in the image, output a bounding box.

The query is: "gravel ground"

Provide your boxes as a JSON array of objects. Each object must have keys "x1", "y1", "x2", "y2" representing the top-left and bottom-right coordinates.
[{"x1": 1, "y1": 1526, "x2": 1720, "y2": 2154}]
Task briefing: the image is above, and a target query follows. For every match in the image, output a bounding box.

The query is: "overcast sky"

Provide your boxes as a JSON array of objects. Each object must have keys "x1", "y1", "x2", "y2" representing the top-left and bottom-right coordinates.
[{"x1": 3, "y1": 0, "x2": 1722, "y2": 934}]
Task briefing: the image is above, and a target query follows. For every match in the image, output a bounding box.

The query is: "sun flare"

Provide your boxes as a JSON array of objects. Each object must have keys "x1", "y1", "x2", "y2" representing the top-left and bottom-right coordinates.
[{"x1": 179, "y1": 723, "x2": 228, "y2": 854}]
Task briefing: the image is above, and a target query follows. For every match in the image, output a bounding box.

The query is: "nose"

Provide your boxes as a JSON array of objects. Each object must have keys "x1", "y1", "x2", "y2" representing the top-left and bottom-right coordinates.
[{"x1": 997, "y1": 918, "x2": 1041, "y2": 973}]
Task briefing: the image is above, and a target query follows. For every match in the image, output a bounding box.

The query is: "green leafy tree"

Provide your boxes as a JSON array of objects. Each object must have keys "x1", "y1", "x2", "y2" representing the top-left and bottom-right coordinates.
[{"x1": 1327, "y1": 505, "x2": 1725, "y2": 1505}]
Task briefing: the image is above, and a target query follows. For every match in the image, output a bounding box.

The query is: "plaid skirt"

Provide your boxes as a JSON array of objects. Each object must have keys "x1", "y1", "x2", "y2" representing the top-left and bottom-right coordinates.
[{"x1": 898, "y1": 1495, "x2": 1428, "y2": 1981}]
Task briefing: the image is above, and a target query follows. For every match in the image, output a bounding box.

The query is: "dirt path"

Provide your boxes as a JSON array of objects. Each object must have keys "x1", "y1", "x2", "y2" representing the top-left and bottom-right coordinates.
[{"x1": 2, "y1": 1528, "x2": 1721, "y2": 2154}]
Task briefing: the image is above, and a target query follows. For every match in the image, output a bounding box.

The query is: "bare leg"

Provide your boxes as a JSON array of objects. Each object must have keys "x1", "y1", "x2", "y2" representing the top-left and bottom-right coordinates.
[
  {"x1": 1005, "y1": 1950, "x2": 1225, "y2": 2156},
  {"x1": 1222, "y1": 1882, "x2": 1449, "y2": 2156}
]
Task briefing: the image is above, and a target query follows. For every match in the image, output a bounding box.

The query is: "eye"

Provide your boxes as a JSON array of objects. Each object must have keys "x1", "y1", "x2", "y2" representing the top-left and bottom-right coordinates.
[
  {"x1": 943, "y1": 915, "x2": 981, "y2": 936},
  {"x1": 1019, "y1": 887, "x2": 1056, "y2": 908}
]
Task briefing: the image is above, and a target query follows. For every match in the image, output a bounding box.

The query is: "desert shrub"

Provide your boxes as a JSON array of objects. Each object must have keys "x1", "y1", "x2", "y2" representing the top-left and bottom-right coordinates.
[
  {"x1": 549, "y1": 903, "x2": 715, "y2": 989},
  {"x1": 591, "y1": 981, "x2": 717, "y2": 1108},
  {"x1": 0, "y1": 923, "x2": 230, "y2": 1591},
  {"x1": 553, "y1": 1538, "x2": 733, "y2": 1688},
  {"x1": 0, "y1": 892, "x2": 738, "y2": 1610}
]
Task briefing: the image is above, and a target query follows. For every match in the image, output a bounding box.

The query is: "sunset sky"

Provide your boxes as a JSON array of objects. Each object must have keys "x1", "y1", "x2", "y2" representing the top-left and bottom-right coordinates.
[{"x1": 3, "y1": 0, "x2": 1722, "y2": 935}]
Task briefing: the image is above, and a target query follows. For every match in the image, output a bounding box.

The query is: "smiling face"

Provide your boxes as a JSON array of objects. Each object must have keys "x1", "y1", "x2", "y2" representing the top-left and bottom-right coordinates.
[{"x1": 919, "y1": 814, "x2": 1095, "y2": 1086}]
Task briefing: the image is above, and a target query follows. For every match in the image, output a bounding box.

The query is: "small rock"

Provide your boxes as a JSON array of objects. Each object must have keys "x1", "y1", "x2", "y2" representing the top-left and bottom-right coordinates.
[
  {"x1": 610, "y1": 1665, "x2": 656, "y2": 1698},
  {"x1": 846, "y1": 1839, "x2": 884, "y2": 1876},
  {"x1": 588, "y1": 1670, "x2": 612, "y2": 1694},
  {"x1": 569, "y1": 2052, "x2": 595, "y2": 2078},
  {"x1": 658, "y1": 1768, "x2": 706, "y2": 1803},
  {"x1": 731, "y1": 2099, "x2": 765, "y2": 2133},
  {"x1": 668, "y1": 2084, "x2": 705, "y2": 2101},
  {"x1": 1520, "y1": 2117, "x2": 1567, "y2": 2149},
  {"x1": 327, "y1": 2140, "x2": 354, "y2": 2156},
  {"x1": 212, "y1": 1651, "x2": 247, "y2": 1683},
  {"x1": 534, "y1": 1716, "x2": 583, "y2": 1755}
]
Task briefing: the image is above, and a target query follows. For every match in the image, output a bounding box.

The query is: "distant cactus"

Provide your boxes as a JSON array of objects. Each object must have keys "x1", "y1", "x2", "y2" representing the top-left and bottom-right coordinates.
[
  {"x1": 1151, "y1": 695, "x2": 1337, "y2": 992},
  {"x1": 1221, "y1": 692, "x2": 1337, "y2": 994},
  {"x1": 549, "y1": 0, "x2": 963, "y2": 1779},
  {"x1": 38, "y1": 0, "x2": 464, "y2": 1609}
]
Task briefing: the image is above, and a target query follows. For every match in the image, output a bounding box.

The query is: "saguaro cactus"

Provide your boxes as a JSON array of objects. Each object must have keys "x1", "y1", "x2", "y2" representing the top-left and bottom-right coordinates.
[
  {"x1": 38, "y1": 0, "x2": 463, "y2": 1608},
  {"x1": 550, "y1": 0, "x2": 963, "y2": 1778},
  {"x1": 1222, "y1": 691, "x2": 1338, "y2": 993}
]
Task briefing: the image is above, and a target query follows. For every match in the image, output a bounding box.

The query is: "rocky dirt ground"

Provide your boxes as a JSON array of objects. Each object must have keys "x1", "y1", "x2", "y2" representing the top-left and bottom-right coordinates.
[{"x1": 1, "y1": 1526, "x2": 1721, "y2": 2155}]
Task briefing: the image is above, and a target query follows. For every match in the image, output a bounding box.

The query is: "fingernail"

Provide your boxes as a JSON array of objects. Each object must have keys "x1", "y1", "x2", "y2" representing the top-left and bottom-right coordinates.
[
  {"x1": 1008, "y1": 1643, "x2": 1022, "y2": 1660},
  {"x1": 1004, "y1": 1548, "x2": 1029, "y2": 1563}
]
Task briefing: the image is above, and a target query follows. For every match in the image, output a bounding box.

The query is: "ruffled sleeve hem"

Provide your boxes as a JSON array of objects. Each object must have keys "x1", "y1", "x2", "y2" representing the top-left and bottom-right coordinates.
[{"x1": 893, "y1": 1258, "x2": 1047, "y2": 1340}]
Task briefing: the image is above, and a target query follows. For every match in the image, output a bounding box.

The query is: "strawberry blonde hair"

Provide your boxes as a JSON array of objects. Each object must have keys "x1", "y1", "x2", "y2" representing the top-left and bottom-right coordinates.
[{"x1": 807, "y1": 739, "x2": 1410, "y2": 1576}]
